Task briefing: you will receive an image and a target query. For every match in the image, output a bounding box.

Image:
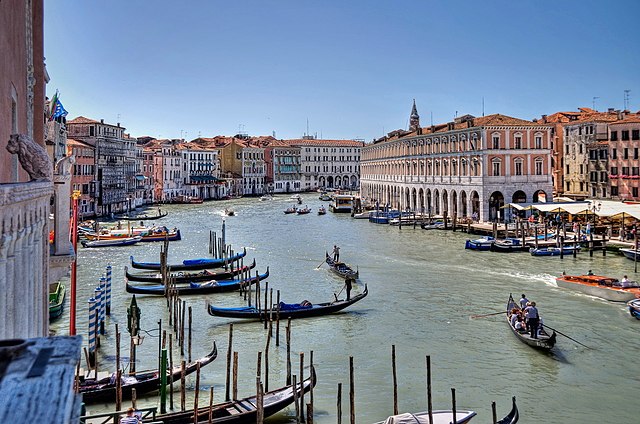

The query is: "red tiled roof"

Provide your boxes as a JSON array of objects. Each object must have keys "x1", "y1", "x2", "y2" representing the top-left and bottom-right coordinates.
[
  {"x1": 285, "y1": 139, "x2": 365, "y2": 147},
  {"x1": 67, "y1": 116, "x2": 100, "y2": 124},
  {"x1": 66, "y1": 138, "x2": 94, "y2": 148}
]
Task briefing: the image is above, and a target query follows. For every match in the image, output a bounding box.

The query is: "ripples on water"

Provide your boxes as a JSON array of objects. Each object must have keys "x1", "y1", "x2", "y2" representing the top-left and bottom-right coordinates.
[{"x1": 52, "y1": 194, "x2": 639, "y2": 423}]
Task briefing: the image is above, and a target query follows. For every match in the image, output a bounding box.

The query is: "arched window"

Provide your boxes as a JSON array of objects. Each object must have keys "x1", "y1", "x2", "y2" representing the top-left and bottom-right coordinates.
[
  {"x1": 514, "y1": 158, "x2": 524, "y2": 176},
  {"x1": 491, "y1": 132, "x2": 501, "y2": 149},
  {"x1": 535, "y1": 157, "x2": 544, "y2": 175},
  {"x1": 491, "y1": 158, "x2": 501, "y2": 176}
]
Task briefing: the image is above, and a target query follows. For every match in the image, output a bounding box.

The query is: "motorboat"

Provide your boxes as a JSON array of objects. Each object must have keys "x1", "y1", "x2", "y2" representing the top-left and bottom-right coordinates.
[
  {"x1": 465, "y1": 236, "x2": 494, "y2": 250},
  {"x1": 555, "y1": 274, "x2": 640, "y2": 302}
]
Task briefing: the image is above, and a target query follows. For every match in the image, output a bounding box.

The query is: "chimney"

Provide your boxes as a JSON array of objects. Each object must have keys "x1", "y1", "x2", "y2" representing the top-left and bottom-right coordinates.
[
  {"x1": 100, "y1": 119, "x2": 104, "y2": 124},
  {"x1": 617, "y1": 110, "x2": 623, "y2": 120},
  {"x1": 608, "y1": 108, "x2": 615, "y2": 113},
  {"x1": 542, "y1": 114, "x2": 547, "y2": 121}
]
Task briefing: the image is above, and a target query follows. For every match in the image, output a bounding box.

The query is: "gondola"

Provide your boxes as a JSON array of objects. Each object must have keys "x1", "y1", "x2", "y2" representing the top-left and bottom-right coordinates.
[
  {"x1": 497, "y1": 396, "x2": 520, "y2": 424},
  {"x1": 79, "y1": 341, "x2": 217, "y2": 403},
  {"x1": 490, "y1": 238, "x2": 528, "y2": 253},
  {"x1": 124, "y1": 259, "x2": 256, "y2": 284},
  {"x1": 325, "y1": 252, "x2": 359, "y2": 279},
  {"x1": 130, "y1": 248, "x2": 248, "y2": 271},
  {"x1": 506, "y1": 294, "x2": 556, "y2": 350},
  {"x1": 139, "y1": 229, "x2": 181, "y2": 242},
  {"x1": 207, "y1": 284, "x2": 368, "y2": 320},
  {"x1": 115, "y1": 211, "x2": 168, "y2": 221},
  {"x1": 126, "y1": 268, "x2": 270, "y2": 295},
  {"x1": 154, "y1": 365, "x2": 315, "y2": 424}
]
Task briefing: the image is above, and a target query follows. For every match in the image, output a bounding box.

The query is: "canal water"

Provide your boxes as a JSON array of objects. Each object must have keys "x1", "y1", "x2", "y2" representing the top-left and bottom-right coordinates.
[{"x1": 52, "y1": 194, "x2": 639, "y2": 423}]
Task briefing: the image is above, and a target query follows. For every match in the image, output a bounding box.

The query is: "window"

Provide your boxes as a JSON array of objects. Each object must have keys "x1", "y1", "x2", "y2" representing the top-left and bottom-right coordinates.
[
  {"x1": 492, "y1": 135, "x2": 500, "y2": 149},
  {"x1": 611, "y1": 167, "x2": 618, "y2": 175},
  {"x1": 634, "y1": 187, "x2": 639, "y2": 198},
  {"x1": 612, "y1": 149, "x2": 617, "y2": 159},
  {"x1": 601, "y1": 171, "x2": 607, "y2": 182},
  {"x1": 611, "y1": 186, "x2": 618, "y2": 196},
  {"x1": 622, "y1": 130, "x2": 630, "y2": 141},
  {"x1": 514, "y1": 160, "x2": 523, "y2": 176},
  {"x1": 625, "y1": 148, "x2": 629, "y2": 159},
  {"x1": 566, "y1": 164, "x2": 570, "y2": 174},
  {"x1": 611, "y1": 131, "x2": 618, "y2": 141},
  {"x1": 535, "y1": 136, "x2": 542, "y2": 149},
  {"x1": 535, "y1": 159, "x2": 543, "y2": 175},
  {"x1": 622, "y1": 167, "x2": 630, "y2": 176},
  {"x1": 590, "y1": 171, "x2": 598, "y2": 182},
  {"x1": 492, "y1": 160, "x2": 501, "y2": 176},
  {"x1": 633, "y1": 130, "x2": 640, "y2": 140},
  {"x1": 565, "y1": 145, "x2": 569, "y2": 154},
  {"x1": 514, "y1": 135, "x2": 522, "y2": 149}
]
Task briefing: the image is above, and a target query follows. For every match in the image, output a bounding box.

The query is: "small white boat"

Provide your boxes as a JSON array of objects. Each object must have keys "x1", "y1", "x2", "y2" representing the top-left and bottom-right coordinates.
[
  {"x1": 290, "y1": 194, "x2": 301, "y2": 200},
  {"x1": 376, "y1": 409, "x2": 477, "y2": 424},
  {"x1": 352, "y1": 211, "x2": 371, "y2": 219},
  {"x1": 259, "y1": 194, "x2": 273, "y2": 201}
]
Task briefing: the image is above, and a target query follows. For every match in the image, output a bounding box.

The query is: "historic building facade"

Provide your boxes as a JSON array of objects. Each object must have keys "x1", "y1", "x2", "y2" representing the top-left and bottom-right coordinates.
[
  {"x1": 608, "y1": 116, "x2": 640, "y2": 201},
  {"x1": 67, "y1": 117, "x2": 137, "y2": 215},
  {"x1": 360, "y1": 105, "x2": 554, "y2": 222},
  {"x1": 178, "y1": 143, "x2": 221, "y2": 199},
  {"x1": 287, "y1": 137, "x2": 363, "y2": 191},
  {"x1": 264, "y1": 141, "x2": 302, "y2": 193}
]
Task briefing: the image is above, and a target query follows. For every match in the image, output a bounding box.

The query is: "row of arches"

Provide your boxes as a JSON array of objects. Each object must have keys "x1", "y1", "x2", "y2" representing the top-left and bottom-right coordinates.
[
  {"x1": 318, "y1": 175, "x2": 359, "y2": 189},
  {"x1": 361, "y1": 183, "x2": 548, "y2": 222}
]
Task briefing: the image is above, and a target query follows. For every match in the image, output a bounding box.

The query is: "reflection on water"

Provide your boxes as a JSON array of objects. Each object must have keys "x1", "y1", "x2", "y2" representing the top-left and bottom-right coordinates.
[{"x1": 52, "y1": 194, "x2": 638, "y2": 423}]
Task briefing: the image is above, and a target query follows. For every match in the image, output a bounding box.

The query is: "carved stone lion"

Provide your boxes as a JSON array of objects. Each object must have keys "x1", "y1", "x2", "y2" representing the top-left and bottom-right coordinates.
[{"x1": 6, "y1": 133, "x2": 53, "y2": 181}]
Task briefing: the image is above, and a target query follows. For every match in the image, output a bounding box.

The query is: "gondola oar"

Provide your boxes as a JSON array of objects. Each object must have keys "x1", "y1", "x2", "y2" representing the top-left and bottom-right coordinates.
[
  {"x1": 542, "y1": 324, "x2": 593, "y2": 349},
  {"x1": 470, "y1": 311, "x2": 507, "y2": 319},
  {"x1": 315, "y1": 259, "x2": 326, "y2": 269}
]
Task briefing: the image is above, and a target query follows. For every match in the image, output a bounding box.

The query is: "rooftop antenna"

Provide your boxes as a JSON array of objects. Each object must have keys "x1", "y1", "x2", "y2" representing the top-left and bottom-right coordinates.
[
  {"x1": 592, "y1": 96, "x2": 600, "y2": 111},
  {"x1": 306, "y1": 118, "x2": 309, "y2": 137},
  {"x1": 455, "y1": 110, "x2": 458, "y2": 118},
  {"x1": 624, "y1": 90, "x2": 631, "y2": 110},
  {"x1": 430, "y1": 111, "x2": 433, "y2": 126},
  {"x1": 482, "y1": 97, "x2": 485, "y2": 117}
]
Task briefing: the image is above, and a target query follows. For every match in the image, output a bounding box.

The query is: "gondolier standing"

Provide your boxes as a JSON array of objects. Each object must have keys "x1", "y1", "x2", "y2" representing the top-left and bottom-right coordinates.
[
  {"x1": 333, "y1": 245, "x2": 340, "y2": 262},
  {"x1": 524, "y1": 301, "x2": 540, "y2": 339},
  {"x1": 344, "y1": 277, "x2": 353, "y2": 301}
]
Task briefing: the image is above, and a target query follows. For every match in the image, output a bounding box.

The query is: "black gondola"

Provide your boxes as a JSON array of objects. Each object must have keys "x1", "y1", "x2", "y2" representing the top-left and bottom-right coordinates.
[
  {"x1": 124, "y1": 259, "x2": 255, "y2": 284},
  {"x1": 130, "y1": 248, "x2": 247, "y2": 271},
  {"x1": 115, "y1": 211, "x2": 168, "y2": 221},
  {"x1": 155, "y1": 365, "x2": 315, "y2": 424},
  {"x1": 497, "y1": 396, "x2": 520, "y2": 424},
  {"x1": 79, "y1": 341, "x2": 217, "y2": 403},
  {"x1": 126, "y1": 268, "x2": 270, "y2": 295},
  {"x1": 208, "y1": 285, "x2": 368, "y2": 320},
  {"x1": 325, "y1": 251, "x2": 359, "y2": 279},
  {"x1": 506, "y1": 294, "x2": 556, "y2": 350}
]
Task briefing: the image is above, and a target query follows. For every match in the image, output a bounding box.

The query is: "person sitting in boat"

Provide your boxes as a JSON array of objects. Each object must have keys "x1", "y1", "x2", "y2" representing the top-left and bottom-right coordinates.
[
  {"x1": 514, "y1": 316, "x2": 527, "y2": 333},
  {"x1": 622, "y1": 275, "x2": 630, "y2": 284},
  {"x1": 300, "y1": 300, "x2": 312, "y2": 307},
  {"x1": 587, "y1": 270, "x2": 594, "y2": 276},
  {"x1": 509, "y1": 308, "x2": 520, "y2": 327}
]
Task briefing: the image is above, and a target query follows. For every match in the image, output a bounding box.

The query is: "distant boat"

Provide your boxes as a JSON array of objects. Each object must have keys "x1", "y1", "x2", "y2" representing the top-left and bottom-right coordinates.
[
  {"x1": 49, "y1": 282, "x2": 66, "y2": 320},
  {"x1": 318, "y1": 206, "x2": 327, "y2": 215},
  {"x1": 529, "y1": 245, "x2": 579, "y2": 256},
  {"x1": 296, "y1": 206, "x2": 311, "y2": 215},
  {"x1": 259, "y1": 194, "x2": 273, "y2": 201},
  {"x1": 627, "y1": 299, "x2": 640, "y2": 319},
  {"x1": 224, "y1": 208, "x2": 235, "y2": 216},
  {"x1": 465, "y1": 236, "x2": 494, "y2": 250},
  {"x1": 115, "y1": 210, "x2": 168, "y2": 221},
  {"x1": 555, "y1": 273, "x2": 640, "y2": 302},
  {"x1": 81, "y1": 236, "x2": 142, "y2": 248}
]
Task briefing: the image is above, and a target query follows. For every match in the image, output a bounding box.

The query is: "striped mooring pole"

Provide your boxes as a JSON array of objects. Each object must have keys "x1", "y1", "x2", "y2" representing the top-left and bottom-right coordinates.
[
  {"x1": 105, "y1": 265, "x2": 112, "y2": 315},
  {"x1": 99, "y1": 276, "x2": 106, "y2": 335},
  {"x1": 94, "y1": 286, "x2": 103, "y2": 340},
  {"x1": 88, "y1": 297, "x2": 98, "y2": 367}
]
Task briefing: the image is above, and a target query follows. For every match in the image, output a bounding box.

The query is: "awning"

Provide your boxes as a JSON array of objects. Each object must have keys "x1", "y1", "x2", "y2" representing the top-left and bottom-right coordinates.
[{"x1": 135, "y1": 175, "x2": 145, "y2": 181}]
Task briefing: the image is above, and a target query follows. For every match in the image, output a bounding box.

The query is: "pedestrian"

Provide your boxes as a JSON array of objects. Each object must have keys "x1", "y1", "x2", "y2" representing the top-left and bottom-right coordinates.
[
  {"x1": 344, "y1": 277, "x2": 353, "y2": 301},
  {"x1": 519, "y1": 294, "x2": 529, "y2": 309},
  {"x1": 120, "y1": 408, "x2": 142, "y2": 424},
  {"x1": 524, "y1": 301, "x2": 540, "y2": 339}
]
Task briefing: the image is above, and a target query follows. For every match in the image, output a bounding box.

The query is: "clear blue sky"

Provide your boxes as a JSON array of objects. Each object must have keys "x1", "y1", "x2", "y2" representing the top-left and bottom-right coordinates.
[{"x1": 44, "y1": 1, "x2": 640, "y2": 141}]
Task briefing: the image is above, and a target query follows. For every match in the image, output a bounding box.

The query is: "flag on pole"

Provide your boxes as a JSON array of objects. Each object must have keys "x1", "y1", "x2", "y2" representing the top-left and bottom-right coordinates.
[{"x1": 52, "y1": 98, "x2": 68, "y2": 119}]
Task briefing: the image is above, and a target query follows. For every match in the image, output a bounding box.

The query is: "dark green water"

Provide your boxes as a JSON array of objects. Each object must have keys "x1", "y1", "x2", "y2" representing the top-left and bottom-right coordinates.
[{"x1": 53, "y1": 194, "x2": 639, "y2": 423}]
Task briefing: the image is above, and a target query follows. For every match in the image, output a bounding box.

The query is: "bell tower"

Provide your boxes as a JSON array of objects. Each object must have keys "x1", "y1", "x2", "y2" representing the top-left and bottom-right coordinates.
[{"x1": 409, "y1": 99, "x2": 420, "y2": 132}]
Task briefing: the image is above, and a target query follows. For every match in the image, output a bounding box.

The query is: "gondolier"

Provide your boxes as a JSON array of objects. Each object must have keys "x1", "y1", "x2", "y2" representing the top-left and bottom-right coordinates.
[
  {"x1": 345, "y1": 277, "x2": 353, "y2": 301},
  {"x1": 333, "y1": 245, "x2": 340, "y2": 261},
  {"x1": 524, "y1": 301, "x2": 539, "y2": 339}
]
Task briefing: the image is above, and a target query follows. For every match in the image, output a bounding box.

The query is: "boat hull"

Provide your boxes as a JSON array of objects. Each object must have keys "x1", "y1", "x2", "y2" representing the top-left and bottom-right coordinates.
[
  {"x1": 555, "y1": 275, "x2": 639, "y2": 302},
  {"x1": 130, "y1": 248, "x2": 247, "y2": 271},
  {"x1": 506, "y1": 295, "x2": 556, "y2": 350},
  {"x1": 628, "y1": 299, "x2": 640, "y2": 319}
]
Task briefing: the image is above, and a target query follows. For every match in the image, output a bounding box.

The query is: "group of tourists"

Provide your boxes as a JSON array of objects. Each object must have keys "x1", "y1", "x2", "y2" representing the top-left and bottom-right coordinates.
[{"x1": 510, "y1": 294, "x2": 542, "y2": 339}]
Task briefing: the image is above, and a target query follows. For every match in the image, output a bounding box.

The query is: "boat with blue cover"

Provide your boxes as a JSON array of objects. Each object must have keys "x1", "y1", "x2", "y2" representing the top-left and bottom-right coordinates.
[
  {"x1": 130, "y1": 248, "x2": 247, "y2": 271},
  {"x1": 126, "y1": 269, "x2": 269, "y2": 295},
  {"x1": 125, "y1": 259, "x2": 255, "y2": 283},
  {"x1": 490, "y1": 238, "x2": 528, "y2": 253},
  {"x1": 627, "y1": 299, "x2": 640, "y2": 319},
  {"x1": 529, "y1": 245, "x2": 580, "y2": 256},
  {"x1": 207, "y1": 285, "x2": 368, "y2": 319},
  {"x1": 465, "y1": 236, "x2": 494, "y2": 250}
]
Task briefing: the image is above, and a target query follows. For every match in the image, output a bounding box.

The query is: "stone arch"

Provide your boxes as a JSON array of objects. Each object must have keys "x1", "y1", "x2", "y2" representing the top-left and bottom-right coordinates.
[
  {"x1": 460, "y1": 191, "x2": 468, "y2": 217},
  {"x1": 451, "y1": 190, "x2": 458, "y2": 218},
  {"x1": 434, "y1": 189, "x2": 440, "y2": 215},
  {"x1": 533, "y1": 190, "x2": 548, "y2": 203},
  {"x1": 512, "y1": 190, "x2": 527, "y2": 203},
  {"x1": 489, "y1": 191, "x2": 505, "y2": 222},
  {"x1": 470, "y1": 191, "x2": 480, "y2": 219}
]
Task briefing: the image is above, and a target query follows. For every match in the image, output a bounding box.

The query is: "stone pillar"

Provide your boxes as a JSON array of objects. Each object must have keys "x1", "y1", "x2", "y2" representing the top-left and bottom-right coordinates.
[{"x1": 0, "y1": 181, "x2": 53, "y2": 338}]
